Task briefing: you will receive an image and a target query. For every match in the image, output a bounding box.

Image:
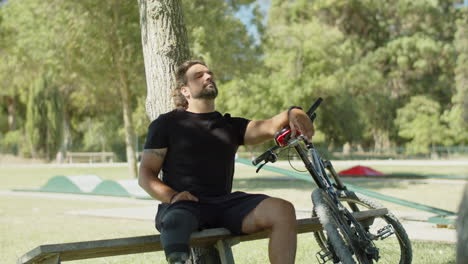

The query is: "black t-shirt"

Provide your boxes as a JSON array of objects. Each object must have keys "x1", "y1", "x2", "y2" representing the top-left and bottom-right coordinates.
[{"x1": 144, "y1": 108, "x2": 250, "y2": 197}]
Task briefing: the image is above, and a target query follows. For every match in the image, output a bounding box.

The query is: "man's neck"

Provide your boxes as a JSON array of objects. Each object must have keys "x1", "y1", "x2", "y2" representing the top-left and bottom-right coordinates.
[{"x1": 186, "y1": 99, "x2": 215, "y2": 113}]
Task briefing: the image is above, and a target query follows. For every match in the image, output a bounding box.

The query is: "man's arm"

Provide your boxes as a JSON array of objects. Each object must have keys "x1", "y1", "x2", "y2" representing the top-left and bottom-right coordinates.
[
  {"x1": 138, "y1": 148, "x2": 176, "y2": 203},
  {"x1": 139, "y1": 148, "x2": 199, "y2": 203},
  {"x1": 244, "y1": 108, "x2": 314, "y2": 145}
]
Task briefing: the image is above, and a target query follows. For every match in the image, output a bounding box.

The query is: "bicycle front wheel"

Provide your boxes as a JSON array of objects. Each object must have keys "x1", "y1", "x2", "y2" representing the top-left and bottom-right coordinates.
[
  {"x1": 312, "y1": 189, "x2": 357, "y2": 264},
  {"x1": 314, "y1": 190, "x2": 412, "y2": 264}
]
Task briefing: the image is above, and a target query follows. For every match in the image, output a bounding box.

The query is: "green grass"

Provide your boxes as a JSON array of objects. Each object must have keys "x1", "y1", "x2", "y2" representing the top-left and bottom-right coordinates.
[
  {"x1": 272, "y1": 162, "x2": 468, "y2": 178},
  {"x1": 232, "y1": 164, "x2": 467, "y2": 212},
  {"x1": 0, "y1": 162, "x2": 463, "y2": 263},
  {"x1": 233, "y1": 235, "x2": 456, "y2": 264},
  {"x1": 1, "y1": 195, "x2": 456, "y2": 264}
]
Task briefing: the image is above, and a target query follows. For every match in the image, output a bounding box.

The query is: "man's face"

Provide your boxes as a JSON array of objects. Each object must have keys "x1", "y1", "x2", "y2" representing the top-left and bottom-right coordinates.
[{"x1": 183, "y1": 63, "x2": 218, "y2": 100}]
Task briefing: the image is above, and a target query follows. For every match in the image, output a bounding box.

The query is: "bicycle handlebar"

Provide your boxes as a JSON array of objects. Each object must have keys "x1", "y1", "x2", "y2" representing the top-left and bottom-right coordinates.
[
  {"x1": 306, "y1": 97, "x2": 323, "y2": 118},
  {"x1": 252, "y1": 145, "x2": 279, "y2": 166},
  {"x1": 252, "y1": 97, "x2": 323, "y2": 166}
]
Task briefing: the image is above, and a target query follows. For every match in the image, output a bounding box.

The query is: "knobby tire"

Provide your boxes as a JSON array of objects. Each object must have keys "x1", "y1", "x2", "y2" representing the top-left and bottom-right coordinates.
[
  {"x1": 314, "y1": 190, "x2": 412, "y2": 264},
  {"x1": 312, "y1": 189, "x2": 357, "y2": 264}
]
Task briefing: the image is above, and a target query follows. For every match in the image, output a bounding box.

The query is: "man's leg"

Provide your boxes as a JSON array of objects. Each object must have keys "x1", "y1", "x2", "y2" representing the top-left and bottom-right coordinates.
[
  {"x1": 160, "y1": 208, "x2": 199, "y2": 263},
  {"x1": 241, "y1": 197, "x2": 297, "y2": 264}
]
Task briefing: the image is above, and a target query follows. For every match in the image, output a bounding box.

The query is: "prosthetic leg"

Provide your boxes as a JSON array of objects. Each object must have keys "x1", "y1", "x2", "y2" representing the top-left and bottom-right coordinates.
[{"x1": 160, "y1": 208, "x2": 199, "y2": 264}]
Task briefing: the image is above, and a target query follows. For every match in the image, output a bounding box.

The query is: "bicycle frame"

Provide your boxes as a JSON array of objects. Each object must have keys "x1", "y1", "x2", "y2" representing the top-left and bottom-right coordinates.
[
  {"x1": 252, "y1": 98, "x2": 381, "y2": 263},
  {"x1": 258, "y1": 136, "x2": 380, "y2": 263},
  {"x1": 291, "y1": 138, "x2": 361, "y2": 213}
]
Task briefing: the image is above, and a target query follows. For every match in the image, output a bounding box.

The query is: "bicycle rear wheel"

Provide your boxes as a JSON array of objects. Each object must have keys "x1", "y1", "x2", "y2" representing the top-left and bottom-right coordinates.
[
  {"x1": 314, "y1": 190, "x2": 412, "y2": 264},
  {"x1": 312, "y1": 189, "x2": 357, "y2": 264}
]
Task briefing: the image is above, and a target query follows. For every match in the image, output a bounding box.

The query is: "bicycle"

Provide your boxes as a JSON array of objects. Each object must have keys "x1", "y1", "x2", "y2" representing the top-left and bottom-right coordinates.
[{"x1": 252, "y1": 98, "x2": 412, "y2": 264}]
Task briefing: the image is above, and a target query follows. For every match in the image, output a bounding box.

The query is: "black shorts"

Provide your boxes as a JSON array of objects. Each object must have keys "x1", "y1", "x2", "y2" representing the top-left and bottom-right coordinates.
[{"x1": 155, "y1": 191, "x2": 269, "y2": 235}]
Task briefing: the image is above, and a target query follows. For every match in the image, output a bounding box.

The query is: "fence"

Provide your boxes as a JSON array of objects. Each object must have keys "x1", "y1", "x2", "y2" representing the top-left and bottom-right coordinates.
[{"x1": 65, "y1": 152, "x2": 115, "y2": 163}]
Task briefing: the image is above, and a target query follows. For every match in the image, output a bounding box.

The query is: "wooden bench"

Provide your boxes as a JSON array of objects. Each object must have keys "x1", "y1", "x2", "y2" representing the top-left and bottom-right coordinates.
[
  {"x1": 18, "y1": 208, "x2": 387, "y2": 264},
  {"x1": 65, "y1": 152, "x2": 115, "y2": 164}
]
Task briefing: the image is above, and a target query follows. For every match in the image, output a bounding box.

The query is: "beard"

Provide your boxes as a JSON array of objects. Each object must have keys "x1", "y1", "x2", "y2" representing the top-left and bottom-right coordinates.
[{"x1": 193, "y1": 82, "x2": 218, "y2": 100}]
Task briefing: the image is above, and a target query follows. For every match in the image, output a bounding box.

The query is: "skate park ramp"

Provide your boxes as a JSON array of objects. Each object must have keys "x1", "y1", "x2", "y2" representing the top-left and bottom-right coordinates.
[
  {"x1": 338, "y1": 165, "x2": 384, "y2": 177},
  {"x1": 34, "y1": 175, "x2": 102, "y2": 194},
  {"x1": 14, "y1": 175, "x2": 151, "y2": 199},
  {"x1": 92, "y1": 179, "x2": 149, "y2": 199}
]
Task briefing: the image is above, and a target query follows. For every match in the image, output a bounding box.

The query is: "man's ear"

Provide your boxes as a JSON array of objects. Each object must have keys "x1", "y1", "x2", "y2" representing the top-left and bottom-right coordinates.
[{"x1": 181, "y1": 86, "x2": 190, "y2": 98}]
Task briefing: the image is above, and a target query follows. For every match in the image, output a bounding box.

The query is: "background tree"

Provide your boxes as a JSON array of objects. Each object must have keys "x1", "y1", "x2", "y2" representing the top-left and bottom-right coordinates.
[
  {"x1": 25, "y1": 74, "x2": 63, "y2": 160},
  {"x1": 72, "y1": 0, "x2": 145, "y2": 178},
  {"x1": 221, "y1": 0, "x2": 369, "y2": 150},
  {"x1": 448, "y1": 8, "x2": 468, "y2": 143},
  {"x1": 395, "y1": 96, "x2": 444, "y2": 155},
  {"x1": 0, "y1": 0, "x2": 75, "y2": 157},
  {"x1": 0, "y1": 0, "x2": 466, "y2": 161},
  {"x1": 183, "y1": 0, "x2": 260, "y2": 84},
  {"x1": 1, "y1": 0, "x2": 145, "y2": 176}
]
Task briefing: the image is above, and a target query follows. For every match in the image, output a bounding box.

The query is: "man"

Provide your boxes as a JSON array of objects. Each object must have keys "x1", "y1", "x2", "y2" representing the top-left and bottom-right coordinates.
[
  {"x1": 139, "y1": 60, "x2": 314, "y2": 264},
  {"x1": 457, "y1": 185, "x2": 468, "y2": 264}
]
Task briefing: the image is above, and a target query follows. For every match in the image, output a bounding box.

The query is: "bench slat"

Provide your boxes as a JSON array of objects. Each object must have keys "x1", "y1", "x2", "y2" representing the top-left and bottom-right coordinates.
[{"x1": 18, "y1": 208, "x2": 387, "y2": 263}]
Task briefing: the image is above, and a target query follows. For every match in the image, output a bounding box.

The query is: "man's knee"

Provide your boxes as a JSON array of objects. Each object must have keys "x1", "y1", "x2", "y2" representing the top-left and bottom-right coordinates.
[
  {"x1": 257, "y1": 198, "x2": 296, "y2": 228},
  {"x1": 161, "y1": 208, "x2": 198, "y2": 230},
  {"x1": 160, "y1": 208, "x2": 199, "y2": 262},
  {"x1": 271, "y1": 198, "x2": 296, "y2": 222}
]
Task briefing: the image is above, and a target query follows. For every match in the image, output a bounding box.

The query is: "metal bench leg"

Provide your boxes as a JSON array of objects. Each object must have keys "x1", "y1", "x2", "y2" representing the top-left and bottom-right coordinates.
[
  {"x1": 215, "y1": 239, "x2": 236, "y2": 264},
  {"x1": 41, "y1": 254, "x2": 60, "y2": 264}
]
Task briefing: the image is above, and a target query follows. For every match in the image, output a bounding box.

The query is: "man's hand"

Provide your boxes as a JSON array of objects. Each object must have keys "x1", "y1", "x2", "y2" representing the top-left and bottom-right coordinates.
[
  {"x1": 289, "y1": 108, "x2": 315, "y2": 139},
  {"x1": 171, "y1": 191, "x2": 199, "y2": 204}
]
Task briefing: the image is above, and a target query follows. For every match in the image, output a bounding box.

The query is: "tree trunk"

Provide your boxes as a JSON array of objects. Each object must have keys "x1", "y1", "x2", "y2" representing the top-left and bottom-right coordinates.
[
  {"x1": 342, "y1": 142, "x2": 351, "y2": 155},
  {"x1": 373, "y1": 129, "x2": 390, "y2": 153},
  {"x1": 108, "y1": 1, "x2": 139, "y2": 178},
  {"x1": 57, "y1": 108, "x2": 71, "y2": 163},
  {"x1": 120, "y1": 82, "x2": 138, "y2": 178},
  {"x1": 6, "y1": 96, "x2": 17, "y2": 131},
  {"x1": 138, "y1": 0, "x2": 190, "y2": 121}
]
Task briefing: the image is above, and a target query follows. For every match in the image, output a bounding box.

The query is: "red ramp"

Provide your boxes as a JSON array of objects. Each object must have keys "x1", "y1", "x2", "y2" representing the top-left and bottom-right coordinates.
[{"x1": 338, "y1": 165, "x2": 384, "y2": 176}]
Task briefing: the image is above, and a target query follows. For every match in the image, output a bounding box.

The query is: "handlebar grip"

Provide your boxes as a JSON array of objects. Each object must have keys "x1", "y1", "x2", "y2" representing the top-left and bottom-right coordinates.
[
  {"x1": 252, "y1": 146, "x2": 280, "y2": 166},
  {"x1": 252, "y1": 153, "x2": 267, "y2": 166},
  {"x1": 310, "y1": 112, "x2": 317, "y2": 122},
  {"x1": 306, "y1": 97, "x2": 323, "y2": 118}
]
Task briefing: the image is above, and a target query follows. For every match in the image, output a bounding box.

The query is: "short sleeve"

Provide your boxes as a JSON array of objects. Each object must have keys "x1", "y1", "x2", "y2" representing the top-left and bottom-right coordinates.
[
  {"x1": 144, "y1": 114, "x2": 169, "y2": 149},
  {"x1": 227, "y1": 115, "x2": 250, "y2": 145}
]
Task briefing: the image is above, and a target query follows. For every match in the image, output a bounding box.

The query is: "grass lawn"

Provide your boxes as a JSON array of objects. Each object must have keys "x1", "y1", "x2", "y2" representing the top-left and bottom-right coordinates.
[
  {"x1": 0, "y1": 195, "x2": 456, "y2": 264},
  {"x1": 1, "y1": 162, "x2": 464, "y2": 263},
  {"x1": 233, "y1": 163, "x2": 467, "y2": 212}
]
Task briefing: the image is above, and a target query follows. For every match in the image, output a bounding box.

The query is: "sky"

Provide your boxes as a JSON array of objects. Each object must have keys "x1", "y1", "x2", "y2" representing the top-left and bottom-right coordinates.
[
  {"x1": 234, "y1": 0, "x2": 271, "y2": 45},
  {"x1": 455, "y1": 0, "x2": 468, "y2": 8}
]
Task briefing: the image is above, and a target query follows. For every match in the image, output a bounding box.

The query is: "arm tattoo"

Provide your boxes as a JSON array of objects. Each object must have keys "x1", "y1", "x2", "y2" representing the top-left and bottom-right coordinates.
[{"x1": 143, "y1": 149, "x2": 166, "y2": 158}]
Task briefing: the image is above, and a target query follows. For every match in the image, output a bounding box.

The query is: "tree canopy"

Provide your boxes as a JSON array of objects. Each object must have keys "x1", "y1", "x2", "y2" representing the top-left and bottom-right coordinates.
[{"x1": 0, "y1": 0, "x2": 466, "y2": 164}]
